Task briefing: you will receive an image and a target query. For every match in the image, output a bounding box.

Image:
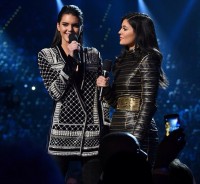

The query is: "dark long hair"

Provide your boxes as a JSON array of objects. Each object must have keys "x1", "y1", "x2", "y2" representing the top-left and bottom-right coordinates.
[
  {"x1": 121, "y1": 12, "x2": 169, "y2": 88},
  {"x1": 121, "y1": 12, "x2": 158, "y2": 51},
  {"x1": 51, "y1": 5, "x2": 84, "y2": 47}
]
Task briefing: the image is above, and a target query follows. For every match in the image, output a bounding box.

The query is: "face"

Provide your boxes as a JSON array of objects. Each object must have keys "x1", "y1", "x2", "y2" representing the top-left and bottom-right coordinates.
[
  {"x1": 118, "y1": 19, "x2": 135, "y2": 50},
  {"x1": 57, "y1": 14, "x2": 81, "y2": 44}
]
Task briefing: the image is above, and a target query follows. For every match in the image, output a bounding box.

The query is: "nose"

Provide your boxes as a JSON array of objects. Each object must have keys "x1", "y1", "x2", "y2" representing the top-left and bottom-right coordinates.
[{"x1": 68, "y1": 25, "x2": 73, "y2": 32}]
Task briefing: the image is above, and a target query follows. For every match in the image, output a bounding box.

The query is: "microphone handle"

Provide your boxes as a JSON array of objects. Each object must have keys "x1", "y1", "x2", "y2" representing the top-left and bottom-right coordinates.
[
  {"x1": 99, "y1": 70, "x2": 109, "y2": 101},
  {"x1": 73, "y1": 50, "x2": 81, "y2": 64}
]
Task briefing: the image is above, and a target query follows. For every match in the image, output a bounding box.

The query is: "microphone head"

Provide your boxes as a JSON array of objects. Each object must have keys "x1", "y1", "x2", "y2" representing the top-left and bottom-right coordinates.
[
  {"x1": 103, "y1": 59, "x2": 112, "y2": 72},
  {"x1": 69, "y1": 33, "x2": 78, "y2": 43}
]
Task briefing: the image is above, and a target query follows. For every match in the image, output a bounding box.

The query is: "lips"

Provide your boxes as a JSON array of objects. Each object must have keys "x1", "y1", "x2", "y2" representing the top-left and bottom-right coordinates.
[{"x1": 66, "y1": 32, "x2": 70, "y2": 36}]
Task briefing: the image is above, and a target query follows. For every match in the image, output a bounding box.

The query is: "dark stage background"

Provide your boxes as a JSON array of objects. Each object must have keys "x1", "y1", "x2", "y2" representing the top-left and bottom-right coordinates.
[{"x1": 0, "y1": 0, "x2": 200, "y2": 183}]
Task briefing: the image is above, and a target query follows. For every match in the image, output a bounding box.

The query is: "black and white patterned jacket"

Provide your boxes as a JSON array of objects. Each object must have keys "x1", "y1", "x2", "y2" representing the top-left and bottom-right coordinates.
[{"x1": 38, "y1": 45, "x2": 110, "y2": 157}]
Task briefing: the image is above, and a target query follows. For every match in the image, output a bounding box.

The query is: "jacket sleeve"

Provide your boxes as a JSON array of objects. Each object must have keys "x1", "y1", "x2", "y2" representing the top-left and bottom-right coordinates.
[
  {"x1": 133, "y1": 53, "x2": 161, "y2": 140},
  {"x1": 101, "y1": 66, "x2": 117, "y2": 108},
  {"x1": 101, "y1": 86, "x2": 116, "y2": 108},
  {"x1": 38, "y1": 48, "x2": 74, "y2": 101},
  {"x1": 89, "y1": 47, "x2": 112, "y2": 127}
]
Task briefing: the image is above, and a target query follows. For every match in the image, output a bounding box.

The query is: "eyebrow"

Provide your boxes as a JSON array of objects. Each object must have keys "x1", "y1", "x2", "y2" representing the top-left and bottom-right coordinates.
[
  {"x1": 122, "y1": 25, "x2": 128, "y2": 28},
  {"x1": 61, "y1": 22, "x2": 80, "y2": 26},
  {"x1": 61, "y1": 21, "x2": 79, "y2": 24}
]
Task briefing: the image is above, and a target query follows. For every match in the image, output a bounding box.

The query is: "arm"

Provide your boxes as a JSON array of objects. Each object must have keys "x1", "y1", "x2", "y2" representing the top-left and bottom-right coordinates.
[
  {"x1": 133, "y1": 53, "x2": 161, "y2": 140},
  {"x1": 154, "y1": 128, "x2": 186, "y2": 169},
  {"x1": 38, "y1": 49, "x2": 76, "y2": 101},
  {"x1": 92, "y1": 50, "x2": 111, "y2": 130},
  {"x1": 153, "y1": 128, "x2": 186, "y2": 183}
]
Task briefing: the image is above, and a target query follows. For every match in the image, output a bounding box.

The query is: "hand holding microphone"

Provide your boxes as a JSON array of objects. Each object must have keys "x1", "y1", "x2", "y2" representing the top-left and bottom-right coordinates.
[
  {"x1": 68, "y1": 33, "x2": 81, "y2": 64},
  {"x1": 62, "y1": 33, "x2": 81, "y2": 78},
  {"x1": 97, "y1": 59, "x2": 112, "y2": 101}
]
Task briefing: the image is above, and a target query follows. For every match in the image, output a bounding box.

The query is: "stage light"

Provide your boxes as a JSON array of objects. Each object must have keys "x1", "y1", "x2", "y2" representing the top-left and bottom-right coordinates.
[
  {"x1": 55, "y1": 0, "x2": 63, "y2": 13},
  {"x1": 24, "y1": 84, "x2": 28, "y2": 88},
  {"x1": 170, "y1": 0, "x2": 196, "y2": 44},
  {"x1": 31, "y1": 86, "x2": 36, "y2": 91},
  {"x1": 1, "y1": 6, "x2": 21, "y2": 33}
]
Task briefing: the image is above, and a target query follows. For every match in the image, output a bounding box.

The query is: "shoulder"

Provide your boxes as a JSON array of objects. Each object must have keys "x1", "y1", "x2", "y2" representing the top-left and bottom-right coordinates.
[
  {"x1": 142, "y1": 48, "x2": 162, "y2": 61},
  {"x1": 83, "y1": 47, "x2": 102, "y2": 61},
  {"x1": 139, "y1": 48, "x2": 162, "y2": 65},
  {"x1": 137, "y1": 49, "x2": 162, "y2": 69},
  {"x1": 84, "y1": 47, "x2": 100, "y2": 55},
  {"x1": 38, "y1": 47, "x2": 57, "y2": 54},
  {"x1": 38, "y1": 47, "x2": 58, "y2": 58},
  {"x1": 38, "y1": 47, "x2": 50, "y2": 54}
]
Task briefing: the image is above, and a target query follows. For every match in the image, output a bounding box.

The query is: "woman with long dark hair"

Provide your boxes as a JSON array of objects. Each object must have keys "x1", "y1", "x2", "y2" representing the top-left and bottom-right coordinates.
[
  {"x1": 38, "y1": 5, "x2": 109, "y2": 182},
  {"x1": 97, "y1": 12, "x2": 168, "y2": 167}
]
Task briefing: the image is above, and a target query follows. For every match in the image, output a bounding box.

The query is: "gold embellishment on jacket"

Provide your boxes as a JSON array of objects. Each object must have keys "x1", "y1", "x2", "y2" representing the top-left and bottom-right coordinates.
[{"x1": 117, "y1": 96, "x2": 140, "y2": 111}]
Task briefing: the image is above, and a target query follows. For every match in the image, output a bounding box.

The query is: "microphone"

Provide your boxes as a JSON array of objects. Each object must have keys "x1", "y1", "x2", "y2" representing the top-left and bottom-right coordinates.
[
  {"x1": 69, "y1": 33, "x2": 81, "y2": 64},
  {"x1": 99, "y1": 59, "x2": 112, "y2": 101}
]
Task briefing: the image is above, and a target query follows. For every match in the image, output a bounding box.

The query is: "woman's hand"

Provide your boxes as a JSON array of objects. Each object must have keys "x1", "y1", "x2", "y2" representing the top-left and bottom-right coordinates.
[
  {"x1": 67, "y1": 40, "x2": 80, "y2": 57},
  {"x1": 96, "y1": 76, "x2": 109, "y2": 87}
]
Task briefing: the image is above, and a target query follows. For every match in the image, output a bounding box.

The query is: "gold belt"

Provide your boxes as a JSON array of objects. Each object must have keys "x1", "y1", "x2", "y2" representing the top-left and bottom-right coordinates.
[{"x1": 117, "y1": 96, "x2": 140, "y2": 111}]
